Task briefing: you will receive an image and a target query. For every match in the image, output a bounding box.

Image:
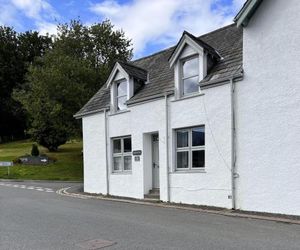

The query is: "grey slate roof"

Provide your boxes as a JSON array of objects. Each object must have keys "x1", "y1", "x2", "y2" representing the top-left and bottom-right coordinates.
[
  {"x1": 169, "y1": 30, "x2": 221, "y2": 62},
  {"x1": 75, "y1": 23, "x2": 243, "y2": 118},
  {"x1": 118, "y1": 61, "x2": 148, "y2": 81}
]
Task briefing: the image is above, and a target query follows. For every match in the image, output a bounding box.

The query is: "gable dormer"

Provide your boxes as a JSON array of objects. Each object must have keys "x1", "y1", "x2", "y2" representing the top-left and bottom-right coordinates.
[
  {"x1": 106, "y1": 61, "x2": 148, "y2": 113},
  {"x1": 169, "y1": 31, "x2": 220, "y2": 99}
]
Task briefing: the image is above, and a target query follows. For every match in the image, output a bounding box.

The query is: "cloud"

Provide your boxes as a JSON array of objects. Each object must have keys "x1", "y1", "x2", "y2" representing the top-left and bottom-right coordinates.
[
  {"x1": 90, "y1": 0, "x2": 246, "y2": 57},
  {"x1": 0, "y1": 0, "x2": 59, "y2": 35},
  {"x1": 0, "y1": 2, "x2": 19, "y2": 28},
  {"x1": 11, "y1": 0, "x2": 55, "y2": 19},
  {"x1": 36, "y1": 21, "x2": 57, "y2": 35}
]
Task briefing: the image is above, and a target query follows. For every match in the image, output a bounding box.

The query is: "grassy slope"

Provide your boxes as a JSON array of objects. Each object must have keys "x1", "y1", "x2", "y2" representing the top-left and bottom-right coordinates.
[{"x1": 0, "y1": 140, "x2": 83, "y2": 181}]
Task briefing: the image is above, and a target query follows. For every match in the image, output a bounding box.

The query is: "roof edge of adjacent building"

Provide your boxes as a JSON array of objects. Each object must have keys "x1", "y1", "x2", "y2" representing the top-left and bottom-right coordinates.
[{"x1": 234, "y1": 0, "x2": 263, "y2": 27}]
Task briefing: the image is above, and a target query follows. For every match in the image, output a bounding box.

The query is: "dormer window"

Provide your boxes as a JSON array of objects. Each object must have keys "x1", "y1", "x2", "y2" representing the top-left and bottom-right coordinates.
[
  {"x1": 116, "y1": 80, "x2": 127, "y2": 111},
  {"x1": 106, "y1": 62, "x2": 148, "y2": 113},
  {"x1": 181, "y1": 56, "x2": 199, "y2": 95},
  {"x1": 169, "y1": 31, "x2": 220, "y2": 100}
]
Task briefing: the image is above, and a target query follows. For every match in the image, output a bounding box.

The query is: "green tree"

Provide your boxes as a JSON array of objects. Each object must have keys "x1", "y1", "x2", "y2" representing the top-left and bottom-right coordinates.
[
  {"x1": 15, "y1": 19, "x2": 133, "y2": 151},
  {"x1": 0, "y1": 26, "x2": 24, "y2": 142},
  {"x1": 0, "y1": 27, "x2": 52, "y2": 142},
  {"x1": 55, "y1": 19, "x2": 132, "y2": 95}
]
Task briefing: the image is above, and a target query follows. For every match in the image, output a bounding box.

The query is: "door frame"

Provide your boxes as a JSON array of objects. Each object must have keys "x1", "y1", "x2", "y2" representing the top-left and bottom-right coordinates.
[{"x1": 152, "y1": 133, "x2": 160, "y2": 189}]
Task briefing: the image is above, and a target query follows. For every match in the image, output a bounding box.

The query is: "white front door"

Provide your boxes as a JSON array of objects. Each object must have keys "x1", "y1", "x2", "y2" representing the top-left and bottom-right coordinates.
[{"x1": 152, "y1": 134, "x2": 160, "y2": 189}]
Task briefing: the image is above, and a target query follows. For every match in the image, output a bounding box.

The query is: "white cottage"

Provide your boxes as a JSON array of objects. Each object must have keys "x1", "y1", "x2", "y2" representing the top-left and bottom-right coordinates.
[{"x1": 75, "y1": 0, "x2": 300, "y2": 216}]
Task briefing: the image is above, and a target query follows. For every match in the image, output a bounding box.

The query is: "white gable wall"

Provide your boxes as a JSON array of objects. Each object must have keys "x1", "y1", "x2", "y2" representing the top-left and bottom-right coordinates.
[
  {"x1": 82, "y1": 112, "x2": 107, "y2": 194},
  {"x1": 236, "y1": 0, "x2": 300, "y2": 215}
]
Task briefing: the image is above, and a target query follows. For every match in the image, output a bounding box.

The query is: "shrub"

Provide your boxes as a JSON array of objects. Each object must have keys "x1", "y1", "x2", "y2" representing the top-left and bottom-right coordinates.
[{"x1": 31, "y1": 144, "x2": 39, "y2": 156}]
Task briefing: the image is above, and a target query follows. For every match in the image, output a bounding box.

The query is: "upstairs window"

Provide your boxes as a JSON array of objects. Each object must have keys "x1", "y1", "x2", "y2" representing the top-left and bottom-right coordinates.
[
  {"x1": 176, "y1": 126, "x2": 205, "y2": 170},
  {"x1": 181, "y1": 56, "x2": 199, "y2": 96},
  {"x1": 116, "y1": 80, "x2": 127, "y2": 111}
]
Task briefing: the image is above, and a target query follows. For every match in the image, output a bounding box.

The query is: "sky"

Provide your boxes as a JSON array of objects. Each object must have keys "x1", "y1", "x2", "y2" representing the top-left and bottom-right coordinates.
[{"x1": 0, "y1": 0, "x2": 246, "y2": 58}]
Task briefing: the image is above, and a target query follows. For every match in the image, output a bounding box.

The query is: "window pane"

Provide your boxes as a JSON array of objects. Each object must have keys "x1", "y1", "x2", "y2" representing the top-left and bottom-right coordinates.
[
  {"x1": 183, "y1": 76, "x2": 199, "y2": 95},
  {"x1": 124, "y1": 156, "x2": 132, "y2": 170},
  {"x1": 113, "y1": 157, "x2": 122, "y2": 171},
  {"x1": 192, "y1": 150, "x2": 205, "y2": 168},
  {"x1": 177, "y1": 151, "x2": 189, "y2": 169},
  {"x1": 113, "y1": 139, "x2": 121, "y2": 153},
  {"x1": 117, "y1": 80, "x2": 127, "y2": 96},
  {"x1": 192, "y1": 127, "x2": 205, "y2": 146},
  {"x1": 183, "y1": 57, "x2": 198, "y2": 78},
  {"x1": 117, "y1": 96, "x2": 127, "y2": 110},
  {"x1": 177, "y1": 130, "x2": 188, "y2": 148},
  {"x1": 124, "y1": 138, "x2": 132, "y2": 152}
]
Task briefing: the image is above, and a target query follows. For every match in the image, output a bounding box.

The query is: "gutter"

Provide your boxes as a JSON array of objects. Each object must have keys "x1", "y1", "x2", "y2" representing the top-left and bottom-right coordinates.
[
  {"x1": 74, "y1": 107, "x2": 109, "y2": 119},
  {"x1": 127, "y1": 90, "x2": 174, "y2": 107}
]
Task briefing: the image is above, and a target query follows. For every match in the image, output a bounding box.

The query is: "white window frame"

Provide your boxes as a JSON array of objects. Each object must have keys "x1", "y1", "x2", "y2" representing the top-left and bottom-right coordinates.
[
  {"x1": 112, "y1": 136, "x2": 132, "y2": 173},
  {"x1": 115, "y1": 79, "x2": 127, "y2": 112},
  {"x1": 180, "y1": 55, "x2": 200, "y2": 97},
  {"x1": 175, "y1": 126, "x2": 205, "y2": 171}
]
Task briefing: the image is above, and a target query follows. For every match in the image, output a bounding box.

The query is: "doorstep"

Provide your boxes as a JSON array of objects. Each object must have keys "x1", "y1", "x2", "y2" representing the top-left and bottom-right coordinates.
[{"x1": 57, "y1": 184, "x2": 300, "y2": 225}]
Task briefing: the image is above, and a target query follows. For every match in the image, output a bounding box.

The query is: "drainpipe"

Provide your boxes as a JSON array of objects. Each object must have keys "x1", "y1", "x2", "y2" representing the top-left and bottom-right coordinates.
[
  {"x1": 230, "y1": 78, "x2": 237, "y2": 210},
  {"x1": 104, "y1": 109, "x2": 110, "y2": 195},
  {"x1": 165, "y1": 93, "x2": 170, "y2": 202}
]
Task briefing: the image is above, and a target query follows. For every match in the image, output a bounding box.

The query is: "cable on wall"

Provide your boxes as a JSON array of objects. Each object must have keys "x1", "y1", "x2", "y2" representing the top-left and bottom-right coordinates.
[{"x1": 201, "y1": 94, "x2": 231, "y2": 172}]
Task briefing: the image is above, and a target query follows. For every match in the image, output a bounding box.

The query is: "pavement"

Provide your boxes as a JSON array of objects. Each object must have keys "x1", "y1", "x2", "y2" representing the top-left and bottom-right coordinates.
[
  {"x1": 0, "y1": 180, "x2": 300, "y2": 250},
  {"x1": 60, "y1": 183, "x2": 300, "y2": 226}
]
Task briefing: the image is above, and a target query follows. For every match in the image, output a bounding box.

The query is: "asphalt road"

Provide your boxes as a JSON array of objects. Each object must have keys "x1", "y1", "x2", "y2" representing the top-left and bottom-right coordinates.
[{"x1": 0, "y1": 181, "x2": 299, "y2": 250}]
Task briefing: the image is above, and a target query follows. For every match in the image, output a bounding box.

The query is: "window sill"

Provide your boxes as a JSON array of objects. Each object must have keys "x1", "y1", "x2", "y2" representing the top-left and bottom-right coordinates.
[
  {"x1": 109, "y1": 109, "x2": 130, "y2": 116},
  {"x1": 172, "y1": 92, "x2": 205, "y2": 102},
  {"x1": 170, "y1": 169, "x2": 206, "y2": 174},
  {"x1": 111, "y1": 171, "x2": 132, "y2": 175}
]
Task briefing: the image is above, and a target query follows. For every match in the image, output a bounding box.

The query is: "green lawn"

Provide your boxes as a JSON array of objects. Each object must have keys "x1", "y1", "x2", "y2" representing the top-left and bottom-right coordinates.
[{"x1": 0, "y1": 139, "x2": 83, "y2": 181}]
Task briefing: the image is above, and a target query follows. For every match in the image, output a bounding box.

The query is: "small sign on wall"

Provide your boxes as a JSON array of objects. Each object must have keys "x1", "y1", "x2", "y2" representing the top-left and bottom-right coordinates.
[
  {"x1": 133, "y1": 150, "x2": 142, "y2": 156},
  {"x1": 134, "y1": 156, "x2": 140, "y2": 162}
]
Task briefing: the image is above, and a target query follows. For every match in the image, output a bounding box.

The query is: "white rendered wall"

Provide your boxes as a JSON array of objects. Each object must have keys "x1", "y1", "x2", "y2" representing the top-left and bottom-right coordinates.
[
  {"x1": 168, "y1": 85, "x2": 232, "y2": 208},
  {"x1": 236, "y1": 0, "x2": 300, "y2": 215},
  {"x1": 82, "y1": 113, "x2": 107, "y2": 194}
]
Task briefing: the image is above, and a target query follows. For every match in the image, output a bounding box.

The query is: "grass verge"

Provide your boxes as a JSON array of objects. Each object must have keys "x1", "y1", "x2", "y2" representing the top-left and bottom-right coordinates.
[{"x1": 0, "y1": 139, "x2": 83, "y2": 181}]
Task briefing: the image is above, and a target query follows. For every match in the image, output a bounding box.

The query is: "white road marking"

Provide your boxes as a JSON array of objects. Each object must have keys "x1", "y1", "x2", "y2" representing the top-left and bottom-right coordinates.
[{"x1": 0, "y1": 183, "x2": 54, "y2": 194}]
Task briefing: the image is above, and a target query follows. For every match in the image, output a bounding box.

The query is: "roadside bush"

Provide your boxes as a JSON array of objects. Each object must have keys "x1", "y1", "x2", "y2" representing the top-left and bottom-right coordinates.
[{"x1": 31, "y1": 144, "x2": 39, "y2": 156}]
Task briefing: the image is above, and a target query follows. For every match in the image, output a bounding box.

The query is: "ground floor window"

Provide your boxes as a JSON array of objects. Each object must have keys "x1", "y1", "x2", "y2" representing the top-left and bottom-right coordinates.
[
  {"x1": 112, "y1": 136, "x2": 132, "y2": 172},
  {"x1": 175, "y1": 126, "x2": 205, "y2": 170}
]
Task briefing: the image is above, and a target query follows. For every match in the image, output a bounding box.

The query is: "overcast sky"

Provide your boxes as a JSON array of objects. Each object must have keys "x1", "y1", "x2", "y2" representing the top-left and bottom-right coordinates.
[{"x1": 0, "y1": 0, "x2": 246, "y2": 58}]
